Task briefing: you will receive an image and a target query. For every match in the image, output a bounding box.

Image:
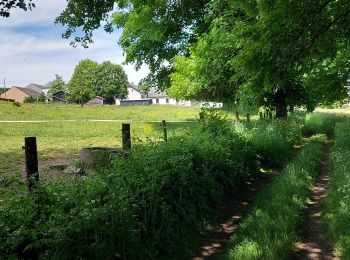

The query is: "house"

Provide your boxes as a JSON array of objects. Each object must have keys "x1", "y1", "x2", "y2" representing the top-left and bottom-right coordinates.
[
  {"x1": 52, "y1": 90, "x2": 65, "y2": 103},
  {"x1": 26, "y1": 83, "x2": 51, "y2": 96},
  {"x1": 86, "y1": 96, "x2": 106, "y2": 105},
  {"x1": 127, "y1": 83, "x2": 147, "y2": 99},
  {"x1": 146, "y1": 87, "x2": 178, "y2": 105},
  {"x1": 0, "y1": 86, "x2": 40, "y2": 103}
]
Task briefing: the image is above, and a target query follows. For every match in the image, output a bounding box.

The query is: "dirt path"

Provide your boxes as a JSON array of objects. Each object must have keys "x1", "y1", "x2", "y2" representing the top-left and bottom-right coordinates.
[
  {"x1": 292, "y1": 141, "x2": 338, "y2": 260},
  {"x1": 192, "y1": 171, "x2": 277, "y2": 260}
]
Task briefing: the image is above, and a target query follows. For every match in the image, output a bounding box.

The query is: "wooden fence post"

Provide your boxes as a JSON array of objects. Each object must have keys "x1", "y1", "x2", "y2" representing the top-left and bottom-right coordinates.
[
  {"x1": 269, "y1": 111, "x2": 273, "y2": 121},
  {"x1": 235, "y1": 111, "x2": 240, "y2": 122},
  {"x1": 246, "y1": 113, "x2": 251, "y2": 123},
  {"x1": 199, "y1": 111, "x2": 205, "y2": 121},
  {"x1": 162, "y1": 120, "x2": 168, "y2": 142},
  {"x1": 259, "y1": 112, "x2": 263, "y2": 120},
  {"x1": 24, "y1": 137, "x2": 39, "y2": 192},
  {"x1": 121, "y1": 123, "x2": 131, "y2": 150}
]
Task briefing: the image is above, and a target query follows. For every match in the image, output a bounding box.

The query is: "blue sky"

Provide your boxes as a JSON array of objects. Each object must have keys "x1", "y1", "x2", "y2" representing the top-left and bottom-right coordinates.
[{"x1": 0, "y1": 0, "x2": 149, "y2": 87}]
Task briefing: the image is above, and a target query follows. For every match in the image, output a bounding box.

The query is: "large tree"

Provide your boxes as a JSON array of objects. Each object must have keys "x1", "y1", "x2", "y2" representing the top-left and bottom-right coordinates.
[
  {"x1": 56, "y1": 0, "x2": 211, "y2": 89},
  {"x1": 171, "y1": 0, "x2": 350, "y2": 117},
  {"x1": 95, "y1": 61, "x2": 128, "y2": 102},
  {"x1": 67, "y1": 59, "x2": 98, "y2": 106}
]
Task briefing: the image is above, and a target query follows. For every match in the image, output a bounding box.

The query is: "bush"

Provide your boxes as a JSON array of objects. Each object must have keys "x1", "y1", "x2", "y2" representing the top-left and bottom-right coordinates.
[
  {"x1": 323, "y1": 122, "x2": 350, "y2": 258},
  {"x1": 12, "y1": 102, "x2": 21, "y2": 107}
]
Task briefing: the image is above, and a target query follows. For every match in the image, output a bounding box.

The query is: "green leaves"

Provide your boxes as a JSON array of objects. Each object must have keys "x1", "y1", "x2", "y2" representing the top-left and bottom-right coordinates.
[{"x1": 67, "y1": 59, "x2": 128, "y2": 105}]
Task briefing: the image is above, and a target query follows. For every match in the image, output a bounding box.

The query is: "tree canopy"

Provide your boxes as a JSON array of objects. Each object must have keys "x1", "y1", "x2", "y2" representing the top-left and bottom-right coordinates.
[
  {"x1": 48, "y1": 74, "x2": 66, "y2": 98},
  {"x1": 56, "y1": 0, "x2": 211, "y2": 89},
  {"x1": 67, "y1": 59, "x2": 128, "y2": 106},
  {"x1": 67, "y1": 59, "x2": 98, "y2": 106},
  {"x1": 0, "y1": 0, "x2": 35, "y2": 17},
  {"x1": 95, "y1": 61, "x2": 128, "y2": 101}
]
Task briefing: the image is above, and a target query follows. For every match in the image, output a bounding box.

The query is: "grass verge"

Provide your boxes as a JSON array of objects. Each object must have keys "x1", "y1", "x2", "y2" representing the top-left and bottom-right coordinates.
[
  {"x1": 323, "y1": 122, "x2": 350, "y2": 258},
  {"x1": 224, "y1": 135, "x2": 326, "y2": 259}
]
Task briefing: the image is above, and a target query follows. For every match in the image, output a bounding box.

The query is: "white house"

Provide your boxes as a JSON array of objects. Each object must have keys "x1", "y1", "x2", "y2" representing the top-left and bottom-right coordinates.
[{"x1": 127, "y1": 83, "x2": 147, "y2": 99}]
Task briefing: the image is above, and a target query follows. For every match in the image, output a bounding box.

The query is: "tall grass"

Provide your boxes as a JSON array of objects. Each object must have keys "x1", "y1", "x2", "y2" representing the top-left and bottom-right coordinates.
[
  {"x1": 323, "y1": 122, "x2": 350, "y2": 258},
  {"x1": 225, "y1": 135, "x2": 326, "y2": 259},
  {"x1": 303, "y1": 113, "x2": 347, "y2": 137}
]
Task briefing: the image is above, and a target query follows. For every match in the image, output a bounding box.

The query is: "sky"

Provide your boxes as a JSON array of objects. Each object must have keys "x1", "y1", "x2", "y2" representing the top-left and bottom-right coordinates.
[{"x1": 0, "y1": 0, "x2": 149, "y2": 88}]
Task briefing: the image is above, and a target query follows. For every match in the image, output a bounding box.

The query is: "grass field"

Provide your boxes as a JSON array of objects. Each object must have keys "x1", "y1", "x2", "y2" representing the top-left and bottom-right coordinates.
[{"x1": 0, "y1": 102, "x2": 201, "y2": 177}]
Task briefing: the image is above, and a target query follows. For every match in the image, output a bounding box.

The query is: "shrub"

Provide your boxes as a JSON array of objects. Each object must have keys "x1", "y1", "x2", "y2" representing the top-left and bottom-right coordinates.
[{"x1": 12, "y1": 102, "x2": 21, "y2": 107}]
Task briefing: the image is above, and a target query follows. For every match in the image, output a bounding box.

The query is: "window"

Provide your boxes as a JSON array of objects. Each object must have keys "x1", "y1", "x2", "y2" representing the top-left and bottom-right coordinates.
[{"x1": 156, "y1": 99, "x2": 159, "y2": 104}]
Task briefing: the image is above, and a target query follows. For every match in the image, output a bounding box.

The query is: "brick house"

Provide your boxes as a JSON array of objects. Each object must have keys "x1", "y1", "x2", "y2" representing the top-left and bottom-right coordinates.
[{"x1": 0, "y1": 86, "x2": 41, "y2": 103}]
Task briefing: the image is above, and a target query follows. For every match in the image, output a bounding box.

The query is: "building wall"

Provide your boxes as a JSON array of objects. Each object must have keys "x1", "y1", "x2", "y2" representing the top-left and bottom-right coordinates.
[
  {"x1": 86, "y1": 97, "x2": 105, "y2": 105},
  {"x1": 0, "y1": 88, "x2": 28, "y2": 102},
  {"x1": 151, "y1": 98, "x2": 180, "y2": 105},
  {"x1": 127, "y1": 87, "x2": 142, "y2": 99},
  {"x1": 42, "y1": 89, "x2": 50, "y2": 96}
]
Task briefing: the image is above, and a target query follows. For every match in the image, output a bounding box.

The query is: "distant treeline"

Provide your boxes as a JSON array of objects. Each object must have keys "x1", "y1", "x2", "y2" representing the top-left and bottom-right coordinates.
[{"x1": 0, "y1": 88, "x2": 7, "y2": 94}]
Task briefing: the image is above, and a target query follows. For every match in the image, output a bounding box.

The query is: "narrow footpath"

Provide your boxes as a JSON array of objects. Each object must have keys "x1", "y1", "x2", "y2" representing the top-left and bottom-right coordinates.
[
  {"x1": 192, "y1": 172, "x2": 276, "y2": 260},
  {"x1": 292, "y1": 141, "x2": 338, "y2": 260},
  {"x1": 192, "y1": 142, "x2": 305, "y2": 260}
]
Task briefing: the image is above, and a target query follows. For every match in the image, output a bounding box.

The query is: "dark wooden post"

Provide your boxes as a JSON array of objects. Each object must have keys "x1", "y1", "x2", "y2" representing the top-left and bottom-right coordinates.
[
  {"x1": 235, "y1": 111, "x2": 240, "y2": 122},
  {"x1": 246, "y1": 113, "x2": 251, "y2": 123},
  {"x1": 162, "y1": 120, "x2": 168, "y2": 142},
  {"x1": 24, "y1": 137, "x2": 39, "y2": 192},
  {"x1": 121, "y1": 123, "x2": 131, "y2": 150},
  {"x1": 269, "y1": 111, "x2": 273, "y2": 121},
  {"x1": 199, "y1": 111, "x2": 205, "y2": 121},
  {"x1": 259, "y1": 112, "x2": 263, "y2": 120}
]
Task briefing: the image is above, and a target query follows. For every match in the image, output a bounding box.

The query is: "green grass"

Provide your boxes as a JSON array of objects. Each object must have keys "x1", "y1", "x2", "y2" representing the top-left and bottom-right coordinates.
[
  {"x1": 323, "y1": 122, "x2": 350, "y2": 258},
  {"x1": 0, "y1": 102, "x2": 200, "y2": 121},
  {"x1": 224, "y1": 135, "x2": 326, "y2": 260},
  {"x1": 0, "y1": 103, "x2": 200, "y2": 176},
  {"x1": 303, "y1": 112, "x2": 347, "y2": 137}
]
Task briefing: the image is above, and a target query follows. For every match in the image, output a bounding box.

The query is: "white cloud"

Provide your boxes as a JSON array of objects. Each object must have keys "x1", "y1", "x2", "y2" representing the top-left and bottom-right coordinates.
[{"x1": 0, "y1": 0, "x2": 149, "y2": 87}]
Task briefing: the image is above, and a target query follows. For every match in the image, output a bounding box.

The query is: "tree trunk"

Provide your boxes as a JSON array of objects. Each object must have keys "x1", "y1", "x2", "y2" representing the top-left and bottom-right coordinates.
[{"x1": 274, "y1": 89, "x2": 287, "y2": 119}]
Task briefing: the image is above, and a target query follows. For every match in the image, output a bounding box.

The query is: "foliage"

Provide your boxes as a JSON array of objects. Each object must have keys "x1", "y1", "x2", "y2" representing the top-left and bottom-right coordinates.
[
  {"x1": 67, "y1": 59, "x2": 98, "y2": 106},
  {"x1": 226, "y1": 135, "x2": 326, "y2": 259},
  {"x1": 47, "y1": 74, "x2": 66, "y2": 98},
  {"x1": 12, "y1": 101, "x2": 20, "y2": 107},
  {"x1": 170, "y1": 0, "x2": 350, "y2": 117},
  {"x1": 303, "y1": 113, "x2": 347, "y2": 137},
  {"x1": 246, "y1": 116, "x2": 302, "y2": 168},
  {"x1": 0, "y1": 88, "x2": 7, "y2": 94},
  {"x1": 67, "y1": 60, "x2": 129, "y2": 105},
  {"x1": 56, "y1": 0, "x2": 211, "y2": 89},
  {"x1": 95, "y1": 61, "x2": 128, "y2": 102},
  {"x1": 324, "y1": 121, "x2": 350, "y2": 258},
  {"x1": 0, "y1": 0, "x2": 35, "y2": 17}
]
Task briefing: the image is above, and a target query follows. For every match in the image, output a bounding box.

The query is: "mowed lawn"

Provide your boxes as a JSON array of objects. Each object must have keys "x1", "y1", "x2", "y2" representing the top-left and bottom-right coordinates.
[{"x1": 0, "y1": 102, "x2": 200, "y2": 177}]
